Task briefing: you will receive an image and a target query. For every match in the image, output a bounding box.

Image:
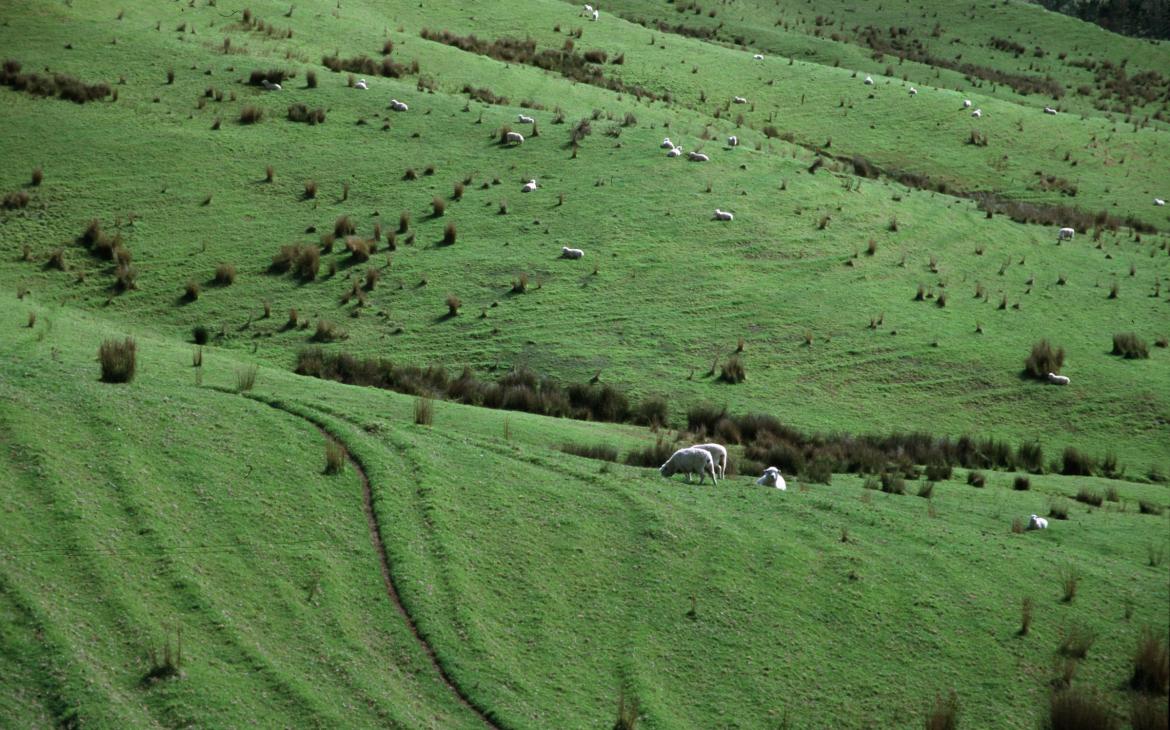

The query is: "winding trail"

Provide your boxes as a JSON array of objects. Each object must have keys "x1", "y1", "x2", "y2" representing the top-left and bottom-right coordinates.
[{"x1": 244, "y1": 395, "x2": 502, "y2": 730}]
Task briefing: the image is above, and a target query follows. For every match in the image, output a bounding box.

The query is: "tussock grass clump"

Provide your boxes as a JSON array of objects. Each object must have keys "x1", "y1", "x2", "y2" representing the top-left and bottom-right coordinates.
[
  {"x1": 306, "y1": 70, "x2": 317, "y2": 88},
  {"x1": 334, "y1": 215, "x2": 356, "y2": 238},
  {"x1": 1074, "y1": 488, "x2": 1103, "y2": 507},
  {"x1": 561, "y1": 443, "x2": 619, "y2": 462},
  {"x1": 3, "y1": 190, "x2": 30, "y2": 209},
  {"x1": 1044, "y1": 689, "x2": 1118, "y2": 730},
  {"x1": 917, "y1": 481, "x2": 935, "y2": 499},
  {"x1": 966, "y1": 471, "x2": 986, "y2": 488},
  {"x1": 1018, "y1": 441, "x2": 1044, "y2": 473},
  {"x1": 1131, "y1": 696, "x2": 1168, "y2": 730},
  {"x1": 1138, "y1": 500, "x2": 1163, "y2": 516},
  {"x1": 624, "y1": 437, "x2": 675, "y2": 468},
  {"x1": 634, "y1": 395, "x2": 669, "y2": 428},
  {"x1": 214, "y1": 263, "x2": 236, "y2": 286},
  {"x1": 512, "y1": 273, "x2": 529, "y2": 294},
  {"x1": 398, "y1": 211, "x2": 411, "y2": 232},
  {"x1": 442, "y1": 222, "x2": 457, "y2": 245},
  {"x1": 192, "y1": 325, "x2": 209, "y2": 345},
  {"x1": 235, "y1": 365, "x2": 258, "y2": 393},
  {"x1": 1049, "y1": 500, "x2": 1070, "y2": 521},
  {"x1": 1025, "y1": 339, "x2": 1064, "y2": 380},
  {"x1": 924, "y1": 462, "x2": 952, "y2": 482},
  {"x1": 445, "y1": 295, "x2": 461, "y2": 316},
  {"x1": 1058, "y1": 565, "x2": 1081, "y2": 603},
  {"x1": 1111, "y1": 332, "x2": 1149, "y2": 359},
  {"x1": 303, "y1": 180, "x2": 317, "y2": 199},
  {"x1": 614, "y1": 690, "x2": 639, "y2": 730},
  {"x1": 113, "y1": 265, "x2": 137, "y2": 292},
  {"x1": 1130, "y1": 626, "x2": 1169, "y2": 694},
  {"x1": 311, "y1": 319, "x2": 345, "y2": 342},
  {"x1": 287, "y1": 103, "x2": 326, "y2": 124},
  {"x1": 98, "y1": 338, "x2": 137, "y2": 383},
  {"x1": 1013, "y1": 475, "x2": 1031, "y2": 491},
  {"x1": 46, "y1": 248, "x2": 66, "y2": 271},
  {"x1": 880, "y1": 472, "x2": 906, "y2": 495},
  {"x1": 30, "y1": 167, "x2": 42, "y2": 186},
  {"x1": 239, "y1": 105, "x2": 264, "y2": 124},
  {"x1": 184, "y1": 280, "x2": 201, "y2": 301},
  {"x1": 432, "y1": 196, "x2": 446, "y2": 216},
  {"x1": 719, "y1": 355, "x2": 745, "y2": 383},
  {"x1": 294, "y1": 246, "x2": 320, "y2": 281},
  {"x1": 1018, "y1": 597, "x2": 1034, "y2": 635},
  {"x1": 324, "y1": 438, "x2": 346, "y2": 475},
  {"x1": 265, "y1": 165, "x2": 274, "y2": 183},
  {"x1": 1061, "y1": 447, "x2": 1095, "y2": 476},
  {"x1": 1058, "y1": 623, "x2": 1097, "y2": 658},
  {"x1": 924, "y1": 690, "x2": 959, "y2": 730},
  {"x1": 414, "y1": 396, "x2": 434, "y2": 425}
]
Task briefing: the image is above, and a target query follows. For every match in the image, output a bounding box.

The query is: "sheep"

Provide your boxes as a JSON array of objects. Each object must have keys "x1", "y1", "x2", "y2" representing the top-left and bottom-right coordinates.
[
  {"x1": 505, "y1": 131, "x2": 525, "y2": 145},
  {"x1": 583, "y1": 3, "x2": 593, "y2": 13},
  {"x1": 354, "y1": 78, "x2": 369, "y2": 90},
  {"x1": 864, "y1": 75, "x2": 874, "y2": 85},
  {"x1": 753, "y1": 53, "x2": 764, "y2": 60},
  {"x1": 1155, "y1": 198, "x2": 1166, "y2": 206},
  {"x1": 688, "y1": 151, "x2": 710, "y2": 162},
  {"x1": 659, "y1": 447, "x2": 718, "y2": 485},
  {"x1": 517, "y1": 114, "x2": 535, "y2": 124},
  {"x1": 733, "y1": 95, "x2": 748, "y2": 104},
  {"x1": 1047, "y1": 372, "x2": 1070, "y2": 386},
  {"x1": 1044, "y1": 106, "x2": 1057, "y2": 115},
  {"x1": 261, "y1": 79, "x2": 282, "y2": 91},
  {"x1": 908, "y1": 87, "x2": 918, "y2": 96},
  {"x1": 390, "y1": 98, "x2": 409, "y2": 111},
  {"x1": 713, "y1": 209, "x2": 734, "y2": 221},
  {"x1": 691, "y1": 443, "x2": 728, "y2": 479},
  {"x1": 522, "y1": 178, "x2": 537, "y2": 193},
  {"x1": 666, "y1": 146, "x2": 683, "y2": 158},
  {"x1": 1027, "y1": 514, "x2": 1049, "y2": 530},
  {"x1": 561, "y1": 246, "x2": 584, "y2": 259},
  {"x1": 592, "y1": 8, "x2": 599, "y2": 20},
  {"x1": 962, "y1": 99, "x2": 972, "y2": 108},
  {"x1": 1057, "y1": 227, "x2": 1075, "y2": 241},
  {"x1": 727, "y1": 135, "x2": 738, "y2": 147},
  {"x1": 756, "y1": 467, "x2": 786, "y2": 490},
  {"x1": 971, "y1": 109, "x2": 983, "y2": 118},
  {"x1": 661, "y1": 137, "x2": 674, "y2": 149}
]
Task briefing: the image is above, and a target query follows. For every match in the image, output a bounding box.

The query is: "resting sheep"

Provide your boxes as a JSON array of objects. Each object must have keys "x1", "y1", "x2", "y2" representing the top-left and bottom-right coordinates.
[
  {"x1": 756, "y1": 467, "x2": 786, "y2": 490},
  {"x1": 733, "y1": 96, "x2": 748, "y2": 104},
  {"x1": 505, "y1": 131, "x2": 525, "y2": 145},
  {"x1": 971, "y1": 109, "x2": 983, "y2": 118},
  {"x1": 1027, "y1": 514, "x2": 1049, "y2": 530},
  {"x1": 1155, "y1": 198, "x2": 1166, "y2": 206},
  {"x1": 864, "y1": 75, "x2": 874, "y2": 85},
  {"x1": 909, "y1": 87, "x2": 918, "y2": 96},
  {"x1": 1044, "y1": 107, "x2": 1057, "y2": 115},
  {"x1": 354, "y1": 78, "x2": 368, "y2": 90},
  {"x1": 517, "y1": 114, "x2": 535, "y2": 124},
  {"x1": 1057, "y1": 227, "x2": 1075, "y2": 241},
  {"x1": 661, "y1": 137, "x2": 674, "y2": 148},
  {"x1": 727, "y1": 135, "x2": 739, "y2": 147},
  {"x1": 261, "y1": 79, "x2": 282, "y2": 91},
  {"x1": 561, "y1": 246, "x2": 584, "y2": 259},
  {"x1": 659, "y1": 447, "x2": 718, "y2": 485},
  {"x1": 713, "y1": 209, "x2": 733, "y2": 221},
  {"x1": 963, "y1": 99, "x2": 972, "y2": 108},
  {"x1": 666, "y1": 146, "x2": 683, "y2": 157},
  {"x1": 691, "y1": 443, "x2": 728, "y2": 479},
  {"x1": 753, "y1": 53, "x2": 764, "y2": 60},
  {"x1": 522, "y1": 179, "x2": 537, "y2": 193},
  {"x1": 688, "y1": 151, "x2": 710, "y2": 162},
  {"x1": 1047, "y1": 372, "x2": 1070, "y2": 386},
  {"x1": 390, "y1": 98, "x2": 409, "y2": 111}
]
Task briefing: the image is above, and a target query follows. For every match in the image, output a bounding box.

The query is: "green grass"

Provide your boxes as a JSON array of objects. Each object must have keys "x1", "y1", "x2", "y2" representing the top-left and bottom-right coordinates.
[{"x1": 1, "y1": 1, "x2": 1169, "y2": 727}]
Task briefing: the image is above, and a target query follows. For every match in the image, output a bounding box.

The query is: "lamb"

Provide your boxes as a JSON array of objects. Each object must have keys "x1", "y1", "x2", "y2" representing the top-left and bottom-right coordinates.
[
  {"x1": 661, "y1": 137, "x2": 674, "y2": 148},
  {"x1": 688, "y1": 151, "x2": 710, "y2": 162},
  {"x1": 505, "y1": 131, "x2": 525, "y2": 145},
  {"x1": 864, "y1": 75, "x2": 874, "y2": 85},
  {"x1": 517, "y1": 114, "x2": 535, "y2": 124},
  {"x1": 1057, "y1": 227, "x2": 1075, "y2": 241},
  {"x1": 756, "y1": 467, "x2": 786, "y2": 490},
  {"x1": 691, "y1": 443, "x2": 729, "y2": 479},
  {"x1": 713, "y1": 209, "x2": 734, "y2": 221},
  {"x1": 1047, "y1": 372, "x2": 1070, "y2": 386},
  {"x1": 666, "y1": 146, "x2": 683, "y2": 157},
  {"x1": 1044, "y1": 106, "x2": 1057, "y2": 114},
  {"x1": 908, "y1": 87, "x2": 918, "y2": 95},
  {"x1": 659, "y1": 447, "x2": 718, "y2": 485},
  {"x1": 733, "y1": 96, "x2": 748, "y2": 104},
  {"x1": 1027, "y1": 514, "x2": 1049, "y2": 530},
  {"x1": 753, "y1": 53, "x2": 764, "y2": 60},
  {"x1": 1155, "y1": 198, "x2": 1166, "y2": 206},
  {"x1": 962, "y1": 99, "x2": 972, "y2": 108},
  {"x1": 971, "y1": 109, "x2": 983, "y2": 118},
  {"x1": 522, "y1": 179, "x2": 537, "y2": 193},
  {"x1": 592, "y1": 9, "x2": 599, "y2": 20},
  {"x1": 261, "y1": 79, "x2": 282, "y2": 91},
  {"x1": 389, "y1": 98, "x2": 409, "y2": 111},
  {"x1": 561, "y1": 246, "x2": 584, "y2": 259},
  {"x1": 727, "y1": 135, "x2": 739, "y2": 146},
  {"x1": 354, "y1": 78, "x2": 369, "y2": 90}
]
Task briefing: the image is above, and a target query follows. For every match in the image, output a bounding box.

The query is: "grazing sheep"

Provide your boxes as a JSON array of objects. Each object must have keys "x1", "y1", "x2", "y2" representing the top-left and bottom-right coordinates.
[
  {"x1": 733, "y1": 96, "x2": 748, "y2": 104},
  {"x1": 659, "y1": 447, "x2": 718, "y2": 485},
  {"x1": 688, "y1": 151, "x2": 710, "y2": 162},
  {"x1": 971, "y1": 109, "x2": 983, "y2": 118},
  {"x1": 727, "y1": 135, "x2": 739, "y2": 146},
  {"x1": 261, "y1": 79, "x2": 282, "y2": 91},
  {"x1": 963, "y1": 99, "x2": 972, "y2": 108},
  {"x1": 864, "y1": 75, "x2": 874, "y2": 85},
  {"x1": 505, "y1": 131, "x2": 525, "y2": 145},
  {"x1": 909, "y1": 87, "x2": 918, "y2": 95},
  {"x1": 390, "y1": 98, "x2": 409, "y2": 111},
  {"x1": 1047, "y1": 372, "x2": 1070, "y2": 386},
  {"x1": 661, "y1": 137, "x2": 674, "y2": 148},
  {"x1": 517, "y1": 114, "x2": 535, "y2": 124},
  {"x1": 666, "y1": 146, "x2": 683, "y2": 158},
  {"x1": 753, "y1": 53, "x2": 764, "y2": 60},
  {"x1": 691, "y1": 443, "x2": 729, "y2": 479},
  {"x1": 713, "y1": 209, "x2": 734, "y2": 221},
  {"x1": 583, "y1": 3, "x2": 593, "y2": 13},
  {"x1": 354, "y1": 78, "x2": 369, "y2": 90},
  {"x1": 756, "y1": 467, "x2": 786, "y2": 490},
  {"x1": 522, "y1": 178, "x2": 537, "y2": 193},
  {"x1": 1044, "y1": 106, "x2": 1057, "y2": 114},
  {"x1": 1057, "y1": 227, "x2": 1075, "y2": 241},
  {"x1": 1155, "y1": 198, "x2": 1166, "y2": 206},
  {"x1": 1027, "y1": 514, "x2": 1049, "y2": 530},
  {"x1": 592, "y1": 9, "x2": 599, "y2": 20},
  {"x1": 561, "y1": 246, "x2": 584, "y2": 259}
]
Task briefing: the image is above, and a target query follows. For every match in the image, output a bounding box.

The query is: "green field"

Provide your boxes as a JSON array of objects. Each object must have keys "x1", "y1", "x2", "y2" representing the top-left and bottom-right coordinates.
[{"x1": 1, "y1": 1, "x2": 1168, "y2": 728}]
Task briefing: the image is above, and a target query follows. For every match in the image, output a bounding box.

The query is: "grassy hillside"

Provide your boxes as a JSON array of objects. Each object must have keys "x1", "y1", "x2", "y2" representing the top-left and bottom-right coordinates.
[{"x1": 1, "y1": 0, "x2": 1168, "y2": 727}]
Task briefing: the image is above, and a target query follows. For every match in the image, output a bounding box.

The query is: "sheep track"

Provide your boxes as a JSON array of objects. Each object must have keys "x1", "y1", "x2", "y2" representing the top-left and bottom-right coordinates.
[{"x1": 245, "y1": 396, "x2": 502, "y2": 729}]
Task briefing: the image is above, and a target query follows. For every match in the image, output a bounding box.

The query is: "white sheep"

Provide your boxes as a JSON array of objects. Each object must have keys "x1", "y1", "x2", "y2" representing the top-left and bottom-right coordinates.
[
  {"x1": 592, "y1": 9, "x2": 599, "y2": 21},
  {"x1": 1047, "y1": 372, "x2": 1070, "y2": 386},
  {"x1": 261, "y1": 79, "x2": 282, "y2": 91},
  {"x1": 522, "y1": 178, "x2": 537, "y2": 193},
  {"x1": 864, "y1": 75, "x2": 874, "y2": 85},
  {"x1": 691, "y1": 443, "x2": 728, "y2": 479},
  {"x1": 583, "y1": 3, "x2": 593, "y2": 13},
  {"x1": 756, "y1": 467, "x2": 786, "y2": 490},
  {"x1": 390, "y1": 98, "x2": 409, "y2": 111},
  {"x1": 963, "y1": 99, "x2": 972, "y2": 108},
  {"x1": 661, "y1": 137, "x2": 674, "y2": 148},
  {"x1": 659, "y1": 447, "x2": 718, "y2": 485},
  {"x1": 1044, "y1": 107, "x2": 1057, "y2": 115},
  {"x1": 1027, "y1": 514, "x2": 1049, "y2": 530},
  {"x1": 517, "y1": 114, "x2": 535, "y2": 124},
  {"x1": 909, "y1": 87, "x2": 918, "y2": 96},
  {"x1": 753, "y1": 53, "x2": 764, "y2": 60},
  {"x1": 354, "y1": 78, "x2": 369, "y2": 90},
  {"x1": 727, "y1": 135, "x2": 738, "y2": 147},
  {"x1": 505, "y1": 131, "x2": 525, "y2": 145},
  {"x1": 561, "y1": 246, "x2": 584, "y2": 259},
  {"x1": 1155, "y1": 198, "x2": 1166, "y2": 206},
  {"x1": 1057, "y1": 227, "x2": 1075, "y2": 241},
  {"x1": 666, "y1": 146, "x2": 683, "y2": 157},
  {"x1": 688, "y1": 151, "x2": 710, "y2": 162},
  {"x1": 972, "y1": 109, "x2": 983, "y2": 118},
  {"x1": 713, "y1": 209, "x2": 734, "y2": 221},
  {"x1": 733, "y1": 96, "x2": 748, "y2": 104}
]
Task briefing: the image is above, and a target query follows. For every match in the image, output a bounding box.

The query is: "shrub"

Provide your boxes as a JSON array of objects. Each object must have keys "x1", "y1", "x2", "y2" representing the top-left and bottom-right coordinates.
[
  {"x1": 966, "y1": 471, "x2": 985, "y2": 487},
  {"x1": 442, "y1": 222, "x2": 457, "y2": 245},
  {"x1": 1138, "y1": 500, "x2": 1163, "y2": 515},
  {"x1": 324, "y1": 438, "x2": 346, "y2": 474},
  {"x1": 1019, "y1": 597, "x2": 1034, "y2": 635},
  {"x1": 30, "y1": 167, "x2": 42, "y2": 186},
  {"x1": 561, "y1": 443, "x2": 619, "y2": 462},
  {"x1": 1045, "y1": 689, "x2": 1118, "y2": 730},
  {"x1": 1074, "y1": 488, "x2": 1103, "y2": 507},
  {"x1": 1061, "y1": 447, "x2": 1095, "y2": 476},
  {"x1": 1130, "y1": 626, "x2": 1169, "y2": 694},
  {"x1": 1025, "y1": 339, "x2": 1065, "y2": 379},
  {"x1": 235, "y1": 364, "x2": 258, "y2": 393},
  {"x1": 214, "y1": 263, "x2": 236, "y2": 285},
  {"x1": 719, "y1": 355, "x2": 745, "y2": 383},
  {"x1": 924, "y1": 690, "x2": 959, "y2": 730},
  {"x1": 98, "y1": 337, "x2": 137, "y2": 383},
  {"x1": 1013, "y1": 476, "x2": 1031, "y2": 491},
  {"x1": 192, "y1": 325, "x2": 209, "y2": 345},
  {"x1": 1059, "y1": 565, "x2": 1080, "y2": 603},
  {"x1": 446, "y1": 294, "x2": 461, "y2": 316},
  {"x1": 239, "y1": 105, "x2": 264, "y2": 124},
  {"x1": 414, "y1": 396, "x2": 433, "y2": 425},
  {"x1": 432, "y1": 196, "x2": 445, "y2": 216},
  {"x1": 1111, "y1": 332, "x2": 1149, "y2": 359},
  {"x1": 304, "y1": 180, "x2": 318, "y2": 199}
]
